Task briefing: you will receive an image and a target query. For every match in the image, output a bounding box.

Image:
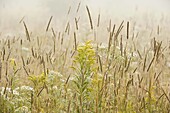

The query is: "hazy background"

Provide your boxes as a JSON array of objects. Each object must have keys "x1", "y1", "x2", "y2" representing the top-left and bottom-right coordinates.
[{"x1": 0, "y1": 0, "x2": 170, "y2": 39}]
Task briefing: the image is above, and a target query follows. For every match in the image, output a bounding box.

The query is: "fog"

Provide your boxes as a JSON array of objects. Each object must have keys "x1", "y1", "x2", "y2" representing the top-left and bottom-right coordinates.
[{"x1": 0, "y1": 0, "x2": 170, "y2": 37}]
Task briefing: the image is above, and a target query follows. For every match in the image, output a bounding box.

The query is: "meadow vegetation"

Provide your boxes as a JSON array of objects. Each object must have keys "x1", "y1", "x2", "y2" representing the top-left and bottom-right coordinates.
[{"x1": 0, "y1": 4, "x2": 170, "y2": 113}]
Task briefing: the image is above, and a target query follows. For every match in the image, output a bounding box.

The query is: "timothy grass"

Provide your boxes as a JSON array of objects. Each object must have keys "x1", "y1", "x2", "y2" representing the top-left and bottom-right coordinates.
[{"x1": 0, "y1": 4, "x2": 170, "y2": 113}]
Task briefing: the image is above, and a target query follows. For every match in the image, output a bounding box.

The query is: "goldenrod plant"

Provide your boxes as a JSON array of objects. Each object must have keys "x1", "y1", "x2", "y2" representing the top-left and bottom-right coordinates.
[{"x1": 72, "y1": 41, "x2": 97, "y2": 113}]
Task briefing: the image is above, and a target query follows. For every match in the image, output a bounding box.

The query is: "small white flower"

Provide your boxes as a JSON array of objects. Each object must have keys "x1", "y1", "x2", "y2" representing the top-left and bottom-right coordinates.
[
  {"x1": 0, "y1": 87, "x2": 12, "y2": 95},
  {"x1": 56, "y1": 72, "x2": 63, "y2": 77},
  {"x1": 0, "y1": 87, "x2": 19, "y2": 99},
  {"x1": 14, "y1": 87, "x2": 20, "y2": 91},
  {"x1": 98, "y1": 43, "x2": 108, "y2": 49},
  {"x1": 132, "y1": 52, "x2": 138, "y2": 57},
  {"x1": 22, "y1": 47, "x2": 29, "y2": 51},
  {"x1": 49, "y1": 70, "x2": 56, "y2": 75},
  {"x1": 49, "y1": 70, "x2": 63, "y2": 78},
  {"x1": 20, "y1": 86, "x2": 34, "y2": 91},
  {"x1": 166, "y1": 62, "x2": 170, "y2": 68},
  {"x1": 60, "y1": 79, "x2": 65, "y2": 83},
  {"x1": 69, "y1": 76, "x2": 75, "y2": 81},
  {"x1": 14, "y1": 86, "x2": 34, "y2": 92},
  {"x1": 52, "y1": 86, "x2": 58, "y2": 90},
  {"x1": 14, "y1": 106, "x2": 29, "y2": 112},
  {"x1": 13, "y1": 90, "x2": 19, "y2": 96},
  {"x1": 0, "y1": 87, "x2": 5, "y2": 95}
]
